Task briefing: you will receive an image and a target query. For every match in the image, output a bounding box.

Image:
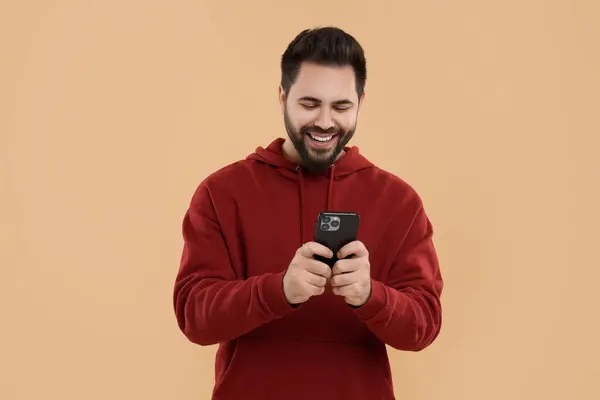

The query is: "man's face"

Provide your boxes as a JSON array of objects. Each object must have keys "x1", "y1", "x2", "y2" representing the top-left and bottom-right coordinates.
[{"x1": 280, "y1": 62, "x2": 363, "y2": 173}]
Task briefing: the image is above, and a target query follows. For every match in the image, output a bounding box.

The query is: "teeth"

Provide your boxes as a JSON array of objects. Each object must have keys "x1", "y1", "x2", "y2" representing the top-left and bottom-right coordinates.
[{"x1": 310, "y1": 134, "x2": 333, "y2": 142}]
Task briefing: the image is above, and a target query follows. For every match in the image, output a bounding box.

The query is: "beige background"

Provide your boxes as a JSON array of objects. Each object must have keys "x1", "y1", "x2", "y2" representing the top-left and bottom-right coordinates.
[{"x1": 2, "y1": 1, "x2": 599, "y2": 399}]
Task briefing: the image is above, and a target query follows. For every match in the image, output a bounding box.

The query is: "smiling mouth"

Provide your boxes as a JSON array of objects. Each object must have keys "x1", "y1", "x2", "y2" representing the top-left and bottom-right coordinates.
[{"x1": 307, "y1": 132, "x2": 336, "y2": 143}]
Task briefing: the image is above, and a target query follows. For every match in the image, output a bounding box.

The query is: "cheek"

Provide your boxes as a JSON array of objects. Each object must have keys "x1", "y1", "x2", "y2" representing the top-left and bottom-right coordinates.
[
  {"x1": 336, "y1": 113, "x2": 357, "y2": 131},
  {"x1": 289, "y1": 108, "x2": 318, "y2": 130}
]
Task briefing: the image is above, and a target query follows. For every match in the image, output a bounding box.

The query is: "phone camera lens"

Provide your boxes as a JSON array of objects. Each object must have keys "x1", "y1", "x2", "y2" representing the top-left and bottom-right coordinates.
[
  {"x1": 322, "y1": 216, "x2": 331, "y2": 223},
  {"x1": 321, "y1": 224, "x2": 331, "y2": 231},
  {"x1": 330, "y1": 220, "x2": 339, "y2": 228}
]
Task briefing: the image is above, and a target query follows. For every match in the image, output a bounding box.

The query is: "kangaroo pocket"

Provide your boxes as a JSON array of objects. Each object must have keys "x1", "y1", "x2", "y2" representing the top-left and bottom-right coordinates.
[{"x1": 212, "y1": 337, "x2": 395, "y2": 400}]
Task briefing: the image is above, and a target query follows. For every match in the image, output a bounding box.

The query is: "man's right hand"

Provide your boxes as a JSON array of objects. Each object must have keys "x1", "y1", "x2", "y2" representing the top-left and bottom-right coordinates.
[{"x1": 283, "y1": 242, "x2": 333, "y2": 305}]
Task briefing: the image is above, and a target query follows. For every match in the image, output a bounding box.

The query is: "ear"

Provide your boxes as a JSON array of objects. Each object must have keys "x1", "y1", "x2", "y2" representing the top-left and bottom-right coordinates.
[{"x1": 278, "y1": 85, "x2": 286, "y2": 114}]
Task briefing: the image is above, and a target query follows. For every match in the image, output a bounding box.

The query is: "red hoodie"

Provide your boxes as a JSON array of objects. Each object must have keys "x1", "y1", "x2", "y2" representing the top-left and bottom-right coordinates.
[{"x1": 173, "y1": 138, "x2": 443, "y2": 400}]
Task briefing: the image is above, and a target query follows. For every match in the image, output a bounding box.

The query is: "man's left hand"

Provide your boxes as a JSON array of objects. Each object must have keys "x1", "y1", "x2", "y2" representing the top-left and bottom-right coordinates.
[{"x1": 330, "y1": 240, "x2": 371, "y2": 307}]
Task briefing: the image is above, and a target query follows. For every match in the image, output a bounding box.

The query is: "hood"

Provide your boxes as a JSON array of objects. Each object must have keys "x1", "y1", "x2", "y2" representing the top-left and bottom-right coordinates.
[
  {"x1": 247, "y1": 138, "x2": 374, "y2": 179},
  {"x1": 246, "y1": 138, "x2": 375, "y2": 244}
]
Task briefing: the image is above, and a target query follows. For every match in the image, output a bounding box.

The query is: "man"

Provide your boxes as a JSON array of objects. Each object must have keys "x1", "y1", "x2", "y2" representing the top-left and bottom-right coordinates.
[{"x1": 173, "y1": 26, "x2": 443, "y2": 400}]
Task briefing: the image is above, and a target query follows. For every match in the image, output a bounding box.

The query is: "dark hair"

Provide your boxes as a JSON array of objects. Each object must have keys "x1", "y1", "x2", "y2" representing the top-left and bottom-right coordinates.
[{"x1": 280, "y1": 26, "x2": 367, "y2": 98}]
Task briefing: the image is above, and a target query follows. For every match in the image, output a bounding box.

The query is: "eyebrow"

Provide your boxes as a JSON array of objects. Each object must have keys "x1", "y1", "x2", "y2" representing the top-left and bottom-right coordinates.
[{"x1": 297, "y1": 96, "x2": 354, "y2": 106}]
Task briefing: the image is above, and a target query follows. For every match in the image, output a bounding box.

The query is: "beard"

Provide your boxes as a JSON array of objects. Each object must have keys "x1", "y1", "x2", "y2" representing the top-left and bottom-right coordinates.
[{"x1": 284, "y1": 108, "x2": 356, "y2": 174}]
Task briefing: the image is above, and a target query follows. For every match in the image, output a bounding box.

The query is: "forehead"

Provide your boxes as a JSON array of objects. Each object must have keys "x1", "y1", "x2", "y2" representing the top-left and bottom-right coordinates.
[{"x1": 289, "y1": 62, "x2": 358, "y2": 102}]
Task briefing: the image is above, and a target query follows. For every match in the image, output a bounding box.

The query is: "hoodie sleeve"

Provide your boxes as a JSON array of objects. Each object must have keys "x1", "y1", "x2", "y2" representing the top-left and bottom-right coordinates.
[
  {"x1": 352, "y1": 205, "x2": 443, "y2": 351},
  {"x1": 173, "y1": 182, "x2": 296, "y2": 346}
]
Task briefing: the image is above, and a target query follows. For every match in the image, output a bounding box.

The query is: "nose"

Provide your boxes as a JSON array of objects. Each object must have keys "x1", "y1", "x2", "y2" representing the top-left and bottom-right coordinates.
[{"x1": 314, "y1": 107, "x2": 334, "y2": 131}]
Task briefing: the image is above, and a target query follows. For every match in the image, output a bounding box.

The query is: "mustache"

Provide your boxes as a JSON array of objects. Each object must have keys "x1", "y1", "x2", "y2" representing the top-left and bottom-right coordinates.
[{"x1": 300, "y1": 126, "x2": 339, "y2": 135}]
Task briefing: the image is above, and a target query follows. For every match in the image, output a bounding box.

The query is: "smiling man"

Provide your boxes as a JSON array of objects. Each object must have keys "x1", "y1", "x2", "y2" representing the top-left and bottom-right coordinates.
[{"x1": 173, "y1": 27, "x2": 444, "y2": 400}]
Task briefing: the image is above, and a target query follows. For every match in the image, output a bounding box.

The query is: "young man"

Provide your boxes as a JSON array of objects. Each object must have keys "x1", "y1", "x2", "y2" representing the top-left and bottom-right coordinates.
[{"x1": 173, "y1": 26, "x2": 443, "y2": 399}]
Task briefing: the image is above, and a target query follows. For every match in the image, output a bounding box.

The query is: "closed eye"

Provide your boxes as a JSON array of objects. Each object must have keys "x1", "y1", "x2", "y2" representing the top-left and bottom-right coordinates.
[
  {"x1": 334, "y1": 106, "x2": 352, "y2": 112},
  {"x1": 300, "y1": 103, "x2": 352, "y2": 112}
]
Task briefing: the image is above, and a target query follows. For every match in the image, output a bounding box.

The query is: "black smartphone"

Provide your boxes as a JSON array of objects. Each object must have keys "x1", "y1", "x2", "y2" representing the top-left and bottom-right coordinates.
[{"x1": 314, "y1": 211, "x2": 360, "y2": 268}]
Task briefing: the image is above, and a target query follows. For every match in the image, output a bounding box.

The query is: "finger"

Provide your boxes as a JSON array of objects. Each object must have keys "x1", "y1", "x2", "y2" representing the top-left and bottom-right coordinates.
[
  {"x1": 304, "y1": 281, "x2": 326, "y2": 296},
  {"x1": 331, "y1": 259, "x2": 359, "y2": 275},
  {"x1": 337, "y1": 240, "x2": 368, "y2": 259},
  {"x1": 331, "y1": 284, "x2": 349, "y2": 297},
  {"x1": 331, "y1": 283, "x2": 359, "y2": 298},
  {"x1": 304, "y1": 259, "x2": 333, "y2": 279},
  {"x1": 311, "y1": 285, "x2": 326, "y2": 296},
  {"x1": 330, "y1": 271, "x2": 358, "y2": 287},
  {"x1": 304, "y1": 271, "x2": 328, "y2": 287},
  {"x1": 300, "y1": 242, "x2": 333, "y2": 259}
]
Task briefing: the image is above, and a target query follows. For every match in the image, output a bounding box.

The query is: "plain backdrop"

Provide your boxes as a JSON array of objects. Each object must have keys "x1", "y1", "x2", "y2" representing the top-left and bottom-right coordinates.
[{"x1": 2, "y1": 1, "x2": 599, "y2": 399}]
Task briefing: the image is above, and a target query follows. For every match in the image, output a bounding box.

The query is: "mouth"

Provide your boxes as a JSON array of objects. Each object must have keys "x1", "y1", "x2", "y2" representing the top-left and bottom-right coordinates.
[{"x1": 306, "y1": 132, "x2": 338, "y2": 148}]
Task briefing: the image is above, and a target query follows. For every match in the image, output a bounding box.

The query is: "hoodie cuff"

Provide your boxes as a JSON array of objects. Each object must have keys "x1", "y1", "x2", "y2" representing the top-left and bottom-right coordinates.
[
  {"x1": 262, "y1": 271, "x2": 298, "y2": 317},
  {"x1": 352, "y1": 279, "x2": 388, "y2": 321}
]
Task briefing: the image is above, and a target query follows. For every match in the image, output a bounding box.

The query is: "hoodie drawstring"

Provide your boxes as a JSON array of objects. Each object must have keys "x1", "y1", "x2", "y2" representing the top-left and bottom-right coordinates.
[
  {"x1": 327, "y1": 165, "x2": 335, "y2": 210},
  {"x1": 296, "y1": 165, "x2": 335, "y2": 245}
]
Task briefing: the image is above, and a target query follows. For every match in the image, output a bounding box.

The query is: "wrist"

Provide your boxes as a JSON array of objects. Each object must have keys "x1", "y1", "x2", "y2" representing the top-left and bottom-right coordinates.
[
  {"x1": 350, "y1": 283, "x2": 372, "y2": 308},
  {"x1": 351, "y1": 279, "x2": 387, "y2": 320}
]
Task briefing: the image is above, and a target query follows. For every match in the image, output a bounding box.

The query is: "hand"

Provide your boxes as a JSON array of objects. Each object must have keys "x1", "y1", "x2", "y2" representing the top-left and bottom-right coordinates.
[
  {"x1": 330, "y1": 241, "x2": 371, "y2": 307},
  {"x1": 283, "y1": 242, "x2": 333, "y2": 305}
]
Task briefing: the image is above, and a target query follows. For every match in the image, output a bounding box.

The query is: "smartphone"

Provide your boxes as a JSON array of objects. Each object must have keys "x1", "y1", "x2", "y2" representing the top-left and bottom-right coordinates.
[{"x1": 314, "y1": 211, "x2": 360, "y2": 268}]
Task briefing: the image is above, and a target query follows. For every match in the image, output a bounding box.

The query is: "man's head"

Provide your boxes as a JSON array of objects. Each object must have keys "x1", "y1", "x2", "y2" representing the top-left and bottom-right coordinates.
[{"x1": 279, "y1": 27, "x2": 367, "y2": 173}]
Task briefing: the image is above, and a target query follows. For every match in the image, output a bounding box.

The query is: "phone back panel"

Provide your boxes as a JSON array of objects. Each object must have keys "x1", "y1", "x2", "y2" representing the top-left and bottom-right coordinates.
[{"x1": 314, "y1": 211, "x2": 360, "y2": 268}]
